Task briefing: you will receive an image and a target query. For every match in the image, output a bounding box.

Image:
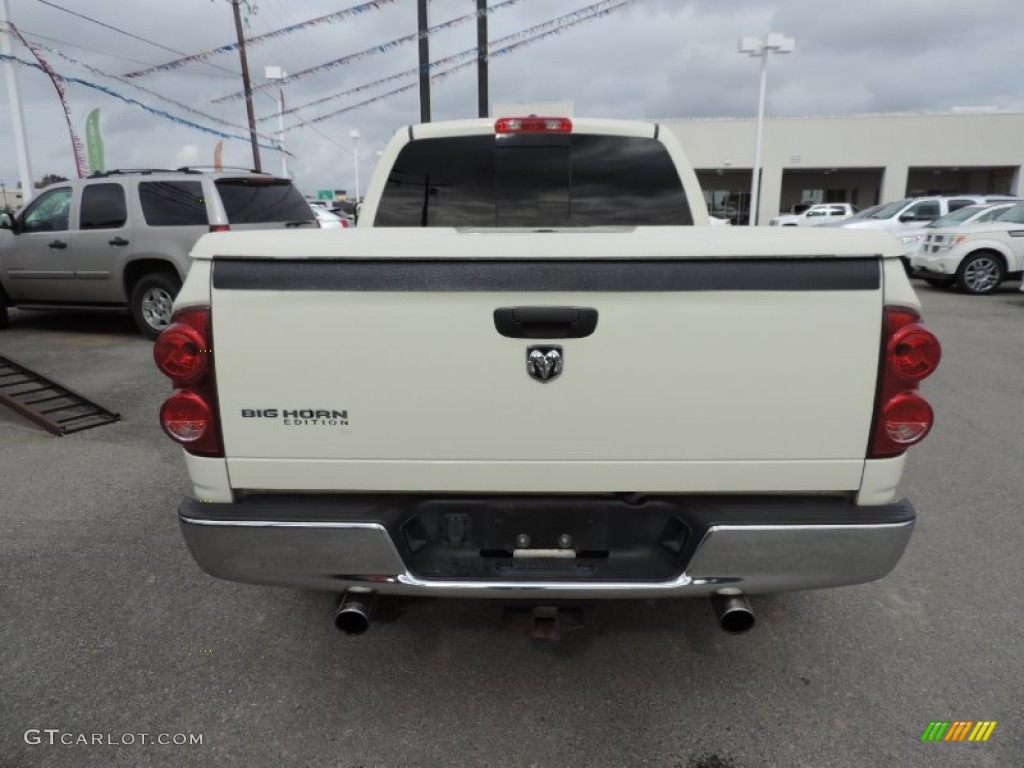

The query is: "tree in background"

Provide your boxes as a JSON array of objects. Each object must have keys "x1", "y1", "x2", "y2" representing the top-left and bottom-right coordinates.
[{"x1": 35, "y1": 174, "x2": 69, "y2": 188}]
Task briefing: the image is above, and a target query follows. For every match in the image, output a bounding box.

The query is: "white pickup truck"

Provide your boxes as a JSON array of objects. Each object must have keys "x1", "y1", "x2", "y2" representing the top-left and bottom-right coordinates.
[
  {"x1": 768, "y1": 203, "x2": 858, "y2": 227},
  {"x1": 155, "y1": 117, "x2": 941, "y2": 636}
]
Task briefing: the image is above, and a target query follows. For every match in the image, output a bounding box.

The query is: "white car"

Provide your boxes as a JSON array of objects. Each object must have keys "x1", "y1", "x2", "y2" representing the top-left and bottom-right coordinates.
[
  {"x1": 769, "y1": 203, "x2": 858, "y2": 226},
  {"x1": 898, "y1": 203, "x2": 1016, "y2": 259},
  {"x1": 840, "y1": 195, "x2": 1020, "y2": 236},
  {"x1": 311, "y1": 207, "x2": 349, "y2": 229},
  {"x1": 911, "y1": 201, "x2": 1024, "y2": 294}
]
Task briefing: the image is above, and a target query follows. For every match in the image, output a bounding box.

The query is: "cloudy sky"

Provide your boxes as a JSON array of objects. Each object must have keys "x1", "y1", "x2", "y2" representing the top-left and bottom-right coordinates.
[{"x1": 2, "y1": 0, "x2": 1023, "y2": 198}]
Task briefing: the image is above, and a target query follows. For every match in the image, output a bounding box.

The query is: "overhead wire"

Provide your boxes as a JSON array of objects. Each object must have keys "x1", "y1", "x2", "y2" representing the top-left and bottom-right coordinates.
[
  {"x1": 12, "y1": 27, "x2": 161, "y2": 69},
  {"x1": 34, "y1": 0, "x2": 240, "y2": 78},
  {"x1": 15, "y1": 31, "x2": 285, "y2": 147},
  {"x1": 210, "y1": 0, "x2": 529, "y2": 104},
  {"x1": 283, "y1": 0, "x2": 637, "y2": 129},
  {"x1": 0, "y1": 51, "x2": 283, "y2": 150},
  {"x1": 248, "y1": 2, "x2": 350, "y2": 156},
  {"x1": 123, "y1": 0, "x2": 401, "y2": 79},
  {"x1": 15, "y1": 0, "x2": 634, "y2": 170}
]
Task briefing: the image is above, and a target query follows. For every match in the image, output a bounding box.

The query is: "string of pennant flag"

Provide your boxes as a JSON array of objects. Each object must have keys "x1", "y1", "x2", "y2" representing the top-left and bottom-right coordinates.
[
  {"x1": 0, "y1": 0, "x2": 635, "y2": 159},
  {"x1": 286, "y1": 0, "x2": 636, "y2": 130},
  {"x1": 0, "y1": 53, "x2": 284, "y2": 151},
  {"x1": 211, "y1": 0, "x2": 531, "y2": 104},
  {"x1": 15, "y1": 32, "x2": 286, "y2": 148},
  {"x1": 123, "y1": 0, "x2": 403, "y2": 79}
]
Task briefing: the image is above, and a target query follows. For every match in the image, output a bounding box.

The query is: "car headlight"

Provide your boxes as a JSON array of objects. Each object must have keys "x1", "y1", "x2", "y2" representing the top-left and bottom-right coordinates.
[
  {"x1": 937, "y1": 235, "x2": 968, "y2": 251},
  {"x1": 899, "y1": 235, "x2": 923, "y2": 245}
]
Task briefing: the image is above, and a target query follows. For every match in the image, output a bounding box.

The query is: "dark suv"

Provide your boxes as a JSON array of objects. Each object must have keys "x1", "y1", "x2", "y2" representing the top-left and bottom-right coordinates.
[{"x1": 0, "y1": 169, "x2": 315, "y2": 338}]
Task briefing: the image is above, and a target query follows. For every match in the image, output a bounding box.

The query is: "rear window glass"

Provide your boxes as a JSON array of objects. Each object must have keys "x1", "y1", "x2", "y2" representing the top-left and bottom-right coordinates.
[
  {"x1": 214, "y1": 179, "x2": 313, "y2": 223},
  {"x1": 139, "y1": 181, "x2": 208, "y2": 226},
  {"x1": 80, "y1": 183, "x2": 127, "y2": 230},
  {"x1": 995, "y1": 202, "x2": 1024, "y2": 224},
  {"x1": 375, "y1": 134, "x2": 692, "y2": 227}
]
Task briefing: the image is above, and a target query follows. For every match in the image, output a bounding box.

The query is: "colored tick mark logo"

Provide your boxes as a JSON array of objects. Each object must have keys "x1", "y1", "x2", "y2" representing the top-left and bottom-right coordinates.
[{"x1": 921, "y1": 721, "x2": 997, "y2": 742}]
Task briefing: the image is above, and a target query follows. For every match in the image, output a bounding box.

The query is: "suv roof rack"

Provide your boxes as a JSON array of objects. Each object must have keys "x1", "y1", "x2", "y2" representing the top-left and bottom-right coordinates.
[
  {"x1": 87, "y1": 168, "x2": 191, "y2": 178},
  {"x1": 176, "y1": 166, "x2": 271, "y2": 175}
]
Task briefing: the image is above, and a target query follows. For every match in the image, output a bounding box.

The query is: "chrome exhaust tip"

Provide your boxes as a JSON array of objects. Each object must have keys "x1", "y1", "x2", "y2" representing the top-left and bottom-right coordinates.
[
  {"x1": 335, "y1": 591, "x2": 375, "y2": 636},
  {"x1": 710, "y1": 593, "x2": 755, "y2": 634}
]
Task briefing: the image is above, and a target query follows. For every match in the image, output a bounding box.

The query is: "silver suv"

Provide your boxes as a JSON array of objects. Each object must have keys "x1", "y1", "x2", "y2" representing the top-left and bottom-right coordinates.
[{"x1": 0, "y1": 168, "x2": 315, "y2": 338}]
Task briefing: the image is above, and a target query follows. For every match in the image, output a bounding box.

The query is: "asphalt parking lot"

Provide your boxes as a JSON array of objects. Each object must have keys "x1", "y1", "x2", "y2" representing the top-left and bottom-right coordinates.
[{"x1": 1, "y1": 284, "x2": 1022, "y2": 768}]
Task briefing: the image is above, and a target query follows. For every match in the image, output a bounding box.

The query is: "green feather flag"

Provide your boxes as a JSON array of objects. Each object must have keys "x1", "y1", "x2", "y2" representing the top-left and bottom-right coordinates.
[{"x1": 85, "y1": 109, "x2": 105, "y2": 174}]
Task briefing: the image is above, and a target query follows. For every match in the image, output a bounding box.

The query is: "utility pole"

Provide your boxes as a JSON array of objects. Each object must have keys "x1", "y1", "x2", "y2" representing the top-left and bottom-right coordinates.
[
  {"x1": 0, "y1": 0, "x2": 35, "y2": 205},
  {"x1": 476, "y1": 0, "x2": 488, "y2": 118},
  {"x1": 417, "y1": 0, "x2": 430, "y2": 123},
  {"x1": 231, "y1": 0, "x2": 261, "y2": 171}
]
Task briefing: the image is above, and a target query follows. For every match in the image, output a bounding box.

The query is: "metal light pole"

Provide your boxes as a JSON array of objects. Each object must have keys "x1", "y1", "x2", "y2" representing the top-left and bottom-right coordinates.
[
  {"x1": 265, "y1": 66, "x2": 288, "y2": 178},
  {"x1": 739, "y1": 33, "x2": 794, "y2": 226},
  {"x1": 349, "y1": 129, "x2": 360, "y2": 203},
  {"x1": 1, "y1": 0, "x2": 34, "y2": 205}
]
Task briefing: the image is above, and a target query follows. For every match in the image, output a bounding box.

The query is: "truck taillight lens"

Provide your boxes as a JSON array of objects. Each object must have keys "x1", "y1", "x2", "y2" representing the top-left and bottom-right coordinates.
[
  {"x1": 495, "y1": 116, "x2": 572, "y2": 134},
  {"x1": 879, "y1": 392, "x2": 934, "y2": 445},
  {"x1": 154, "y1": 324, "x2": 207, "y2": 382},
  {"x1": 154, "y1": 306, "x2": 223, "y2": 457},
  {"x1": 869, "y1": 307, "x2": 941, "y2": 458},
  {"x1": 887, "y1": 324, "x2": 941, "y2": 381},
  {"x1": 160, "y1": 391, "x2": 212, "y2": 443}
]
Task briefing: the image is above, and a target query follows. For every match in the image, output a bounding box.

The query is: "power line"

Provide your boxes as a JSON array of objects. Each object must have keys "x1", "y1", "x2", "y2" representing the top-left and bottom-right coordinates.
[
  {"x1": 211, "y1": 0, "x2": 528, "y2": 104},
  {"x1": 16, "y1": 32, "x2": 284, "y2": 146},
  {"x1": 34, "y1": 0, "x2": 239, "y2": 77},
  {"x1": 35, "y1": 0, "x2": 194, "y2": 55},
  {"x1": 14, "y1": 27, "x2": 161, "y2": 69},
  {"x1": 271, "y1": 0, "x2": 632, "y2": 125},
  {"x1": 286, "y1": 0, "x2": 636, "y2": 131},
  {"x1": 123, "y1": 0, "x2": 401, "y2": 80},
  {"x1": 257, "y1": 0, "x2": 350, "y2": 155},
  {"x1": 0, "y1": 51, "x2": 283, "y2": 151}
]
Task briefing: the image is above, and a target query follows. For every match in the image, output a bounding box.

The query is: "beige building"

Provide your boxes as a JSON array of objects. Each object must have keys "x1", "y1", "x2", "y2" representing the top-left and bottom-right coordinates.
[
  {"x1": 1, "y1": 186, "x2": 25, "y2": 211},
  {"x1": 665, "y1": 111, "x2": 1024, "y2": 224}
]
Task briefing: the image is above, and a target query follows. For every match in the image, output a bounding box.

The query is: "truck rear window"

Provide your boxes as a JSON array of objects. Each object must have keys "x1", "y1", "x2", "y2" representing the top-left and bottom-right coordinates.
[
  {"x1": 214, "y1": 179, "x2": 314, "y2": 224},
  {"x1": 375, "y1": 134, "x2": 692, "y2": 227}
]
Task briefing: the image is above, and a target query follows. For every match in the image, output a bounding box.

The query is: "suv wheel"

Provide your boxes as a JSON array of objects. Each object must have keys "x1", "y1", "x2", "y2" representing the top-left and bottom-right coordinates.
[
  {"x1": 131, "y1": 273, "x2": 181, "y2": 339},
  {"x1": 956, "y1": 251, "x2": 1004, "y2": 295}
]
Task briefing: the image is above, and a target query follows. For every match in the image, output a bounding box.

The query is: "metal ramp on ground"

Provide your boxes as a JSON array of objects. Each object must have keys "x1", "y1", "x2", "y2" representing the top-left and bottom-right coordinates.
[{"x1": 0, "y1": 354, "x2": 121, "y2": 435}]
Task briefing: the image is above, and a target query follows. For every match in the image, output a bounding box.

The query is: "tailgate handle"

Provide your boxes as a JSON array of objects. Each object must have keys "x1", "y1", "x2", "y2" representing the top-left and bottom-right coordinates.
[{"x1": 494, "y1": 307, "x2": 598, "y2": 339}]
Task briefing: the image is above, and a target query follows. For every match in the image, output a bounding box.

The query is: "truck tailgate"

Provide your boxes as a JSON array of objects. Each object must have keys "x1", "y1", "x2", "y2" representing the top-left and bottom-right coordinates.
[{"x1": 203, "y1": 229, "x2": 888, "y2": 494}]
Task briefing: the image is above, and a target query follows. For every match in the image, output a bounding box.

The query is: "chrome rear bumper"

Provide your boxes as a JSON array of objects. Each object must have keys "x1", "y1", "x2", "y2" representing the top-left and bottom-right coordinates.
[{"x1": 178, "y1": 495, "x2": 915, "y2": 599}]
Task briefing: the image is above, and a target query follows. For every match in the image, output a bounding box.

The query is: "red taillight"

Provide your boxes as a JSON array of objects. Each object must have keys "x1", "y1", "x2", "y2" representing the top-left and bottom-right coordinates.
[
  {"x1": 495, "y1": 116, "x2": 572, "y2": 134},
  {"x1": 209, "y1": 224, "x2": 230, "y2": 232},
  {"x1": 887, "y1": 324, "x2": 941, "y2": 381},
  {"x1": 153, "y1": 324, "x2": 207, "y2": 383},
  {"x1": 869, "y1": 307, "x2": 941, "y2": 458},
  {"x1": 154, "y1": 306, "x2": 222, "y2": 457},
  {"x1": 879, "y1": 392, "x2": 934, "y2": 445},
  {"x1": 339, "y1": 218, "x2": 349, "y2": 228},
  {"x1": 160, "y1": 390, "x2": 212, "y2": 444}
]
